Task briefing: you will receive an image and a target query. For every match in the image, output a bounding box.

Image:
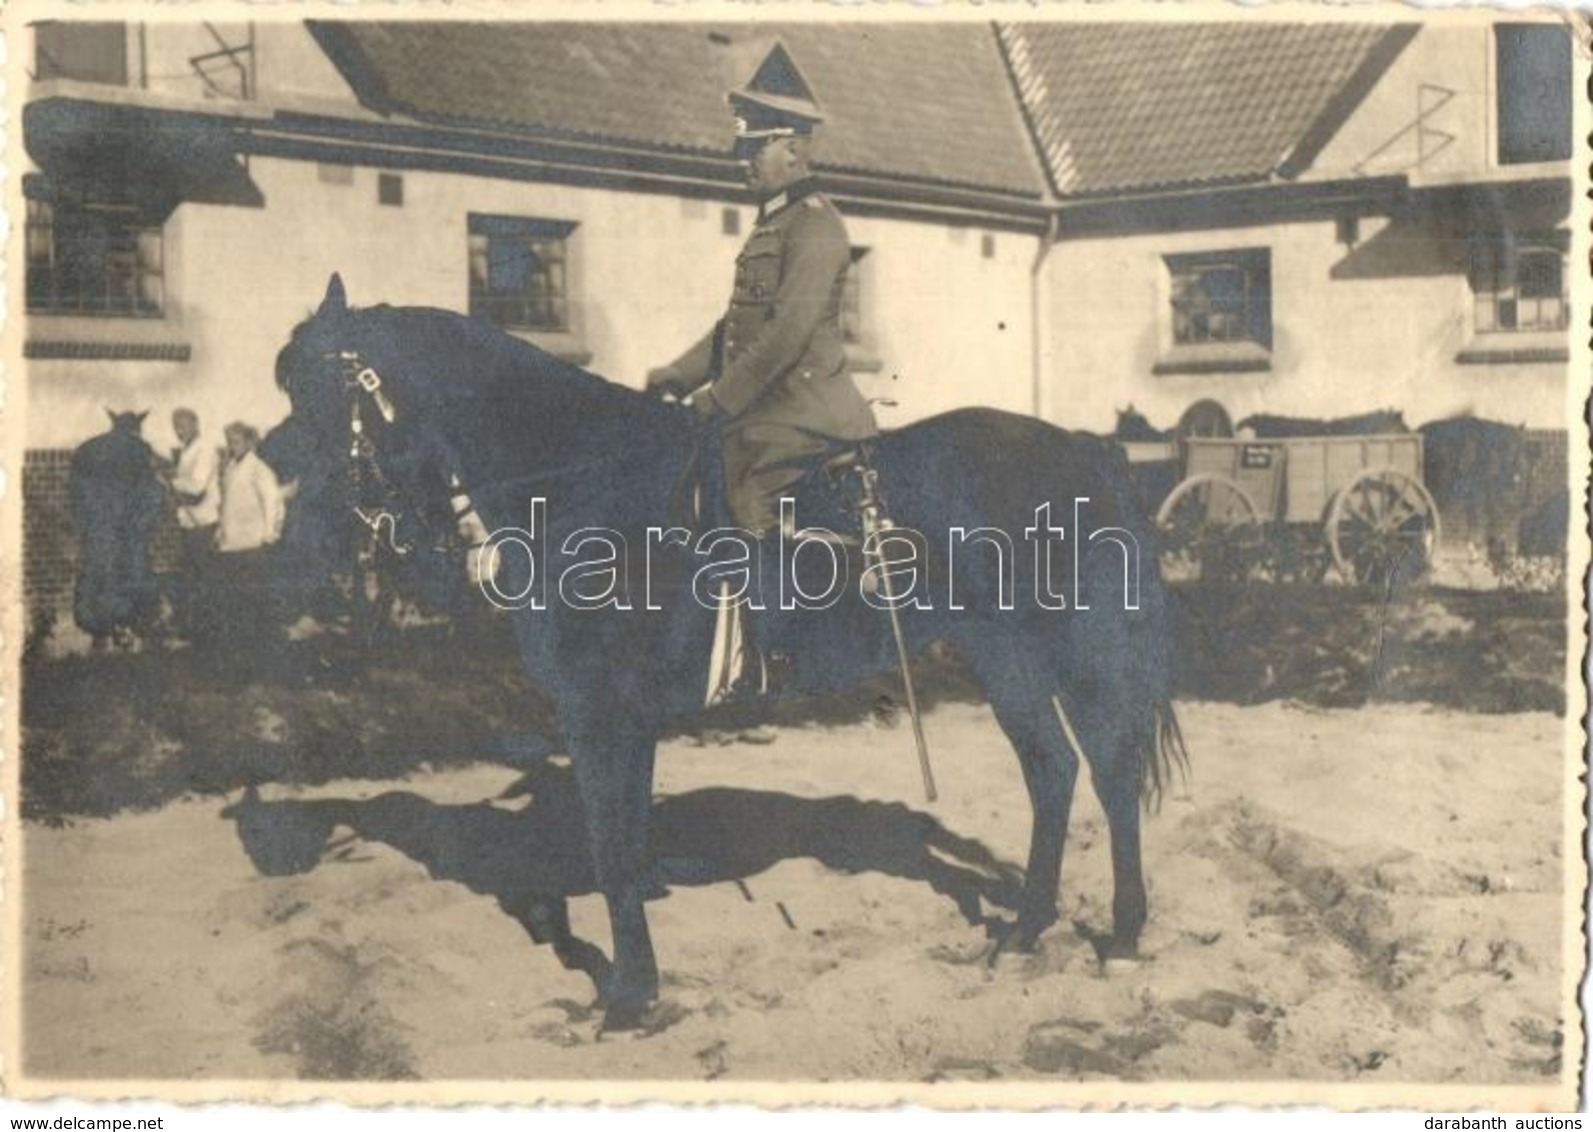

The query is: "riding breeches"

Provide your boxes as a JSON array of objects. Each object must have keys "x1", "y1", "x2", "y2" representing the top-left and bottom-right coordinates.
[{"x1": 719, "y1": 422, "x2": 835, "y2": 537}]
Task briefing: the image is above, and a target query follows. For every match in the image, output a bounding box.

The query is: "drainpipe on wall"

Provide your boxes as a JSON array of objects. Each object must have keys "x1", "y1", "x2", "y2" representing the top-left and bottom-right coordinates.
[{"x1": 1030, "y1": 210, "x2": 1060, "y2": 422}]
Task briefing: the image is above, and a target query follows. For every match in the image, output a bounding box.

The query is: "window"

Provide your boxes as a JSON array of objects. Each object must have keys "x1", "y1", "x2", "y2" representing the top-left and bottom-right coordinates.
[
  {"x1": 26, "y1": 197, "x2": 164, "y2": 317},
  {"x1": 1153, "y1": 248, "x2": 1272, "y2": 375},
  {"x1": 378, "y1": 173, "x2": 403, "y2": 207},
  {"x1": 34, "y1": 21, "x2": 127, "y2": 85},
  {"x1": 1470, "y1": 231, "x2": 1568, "y2": 334},
  {"x1": 467, "y1": 214, "x2": 576, "y2": 333},
  {"x1": 1166, "y1": 249, "x2": 1272, "y2": 349},
  {"x1": 1496, "y1": 25, "x2": 1572, "y2": 165}
]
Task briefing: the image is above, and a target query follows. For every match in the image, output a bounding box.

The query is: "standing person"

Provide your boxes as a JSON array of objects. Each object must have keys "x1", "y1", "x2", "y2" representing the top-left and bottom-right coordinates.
[
  {"x1": 166, "y1": 407, "x2": 219, "y2": 636},
  {"x1": 215, "y1": 422, "x2": 284, "y2": 648},
  {"x1": 218, "y1": 422, "x2": 284, "y2": 554}
]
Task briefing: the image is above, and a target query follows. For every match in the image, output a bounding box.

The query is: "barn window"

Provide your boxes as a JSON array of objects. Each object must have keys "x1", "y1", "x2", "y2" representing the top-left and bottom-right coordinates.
[
  {"x1": 1458, "y1": 229, "x2": 1569, "y2": 364},
  {"x1": 468, "y1": 214, "x2": 575, "y2": 332},
  {"x1": 1470, "y1": 231, "x2": 1568, "y2": 334},
  {"x1": 26, "y1": 196, "x2": 164, "y2": 317},
  {"x1": 1153, "y1": 248, "x2": 1272, "y2": 375},
  {"x1": 1166, "y1": 249, "x2": 1272, "y2": 349},
  {"x1": 466, "y1": 213, "x2": 589, "y2": 363},
  {"x1": 1495, "y1": 24, "x2": 1572, "y2": 166}
]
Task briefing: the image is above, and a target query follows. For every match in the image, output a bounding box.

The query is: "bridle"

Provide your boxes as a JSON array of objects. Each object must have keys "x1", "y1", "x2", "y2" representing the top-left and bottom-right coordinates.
[{"x1": 329, "y1": 349, "x2": 491, "y2": 560}]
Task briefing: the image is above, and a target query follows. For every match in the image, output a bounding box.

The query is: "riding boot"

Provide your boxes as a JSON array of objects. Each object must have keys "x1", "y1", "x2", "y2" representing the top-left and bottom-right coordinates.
[{"x1": 712, "y1": 533, "x2": 794, "y2": 706}]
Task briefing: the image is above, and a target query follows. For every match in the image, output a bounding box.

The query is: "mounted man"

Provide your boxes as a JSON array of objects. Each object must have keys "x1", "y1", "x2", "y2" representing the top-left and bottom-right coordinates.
[
  {"x1": 646, "y1": 62, "x2": 879, "y2": 701},
  {"x1": 646, "y1": 68, "x2": 878, "y2": 539}
]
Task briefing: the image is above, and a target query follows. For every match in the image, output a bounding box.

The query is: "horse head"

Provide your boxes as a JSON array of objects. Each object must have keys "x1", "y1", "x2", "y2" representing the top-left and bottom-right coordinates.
[
  {"x1": 105, "y1": 408, "x2": 150, "y2": 435},
  {"x1": 274, "y1": 275, "x2": 480, "y2": 576}
]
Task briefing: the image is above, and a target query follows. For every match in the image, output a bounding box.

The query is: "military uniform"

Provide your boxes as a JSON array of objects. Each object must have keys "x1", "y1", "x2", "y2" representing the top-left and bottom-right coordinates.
[{"x1": 651, "y1": 178, "x2": 877, "y2": 534}]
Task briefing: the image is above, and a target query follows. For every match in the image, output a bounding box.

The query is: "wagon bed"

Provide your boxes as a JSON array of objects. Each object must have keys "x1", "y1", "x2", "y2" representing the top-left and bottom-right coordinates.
[{"x1": 1155, "y1": 432, "x2": 1440, "y2": 586}]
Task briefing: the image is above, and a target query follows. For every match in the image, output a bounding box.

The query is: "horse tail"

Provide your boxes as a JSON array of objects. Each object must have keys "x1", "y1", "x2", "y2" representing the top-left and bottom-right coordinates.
[
  {"x1": 1141, "y1": 698, "x2": 1190, "y2": 812},
  {"x1": 1127, "y1": 451, "x2": 1189, "y2": 812}
]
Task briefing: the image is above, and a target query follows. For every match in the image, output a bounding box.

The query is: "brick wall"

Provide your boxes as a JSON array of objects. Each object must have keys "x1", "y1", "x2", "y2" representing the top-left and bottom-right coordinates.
[{"x1": 22, "y1": 448, "x2": 180, "y2": 628}]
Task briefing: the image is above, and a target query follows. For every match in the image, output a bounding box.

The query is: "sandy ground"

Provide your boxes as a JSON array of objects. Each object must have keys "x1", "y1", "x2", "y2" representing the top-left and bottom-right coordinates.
[{"x1": 20, "y1": 698, "x2": 1570, "y2": 1087}]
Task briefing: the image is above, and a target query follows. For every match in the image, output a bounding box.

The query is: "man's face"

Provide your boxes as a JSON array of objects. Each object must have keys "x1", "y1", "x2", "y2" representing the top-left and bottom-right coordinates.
[
  {"x1": 743, "y1": 136, "x2": 799, "y2": 197},
  {"x1": 173, "y1": 414, "x2": 198, "y2": 445}
]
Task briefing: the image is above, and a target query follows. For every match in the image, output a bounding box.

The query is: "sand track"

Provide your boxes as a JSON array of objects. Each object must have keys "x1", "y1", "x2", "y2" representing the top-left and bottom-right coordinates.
[{"x1": 21, "y1": 700, "x2": 1569, "y2": 1088}]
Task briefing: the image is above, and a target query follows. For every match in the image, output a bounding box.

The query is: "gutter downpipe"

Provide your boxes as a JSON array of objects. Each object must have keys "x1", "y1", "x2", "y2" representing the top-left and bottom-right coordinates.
[{"x1": 1030, "y1": 208, "x2": 1061, "y2": 422}]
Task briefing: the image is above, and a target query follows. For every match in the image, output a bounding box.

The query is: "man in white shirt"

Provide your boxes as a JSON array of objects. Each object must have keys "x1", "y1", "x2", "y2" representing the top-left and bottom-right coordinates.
[
  {"x1": 218, "y1": 422, "x2": 284, "y2": 553},
  {"x1": 167, "y1": 408, "x2": 220, "y2": 636},
  {"x1": 212, "y1": 422, "x2": 284, "y2": 652}
]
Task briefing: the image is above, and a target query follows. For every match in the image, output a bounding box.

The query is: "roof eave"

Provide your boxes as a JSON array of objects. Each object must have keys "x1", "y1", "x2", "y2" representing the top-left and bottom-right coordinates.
[{"x1": 258, "y1": 109, "x2": 1054, "y2": 231}]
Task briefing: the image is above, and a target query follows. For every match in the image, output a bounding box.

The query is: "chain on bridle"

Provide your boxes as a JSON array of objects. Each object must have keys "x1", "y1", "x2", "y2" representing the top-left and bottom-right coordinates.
[{"x1": 330, "y1": 349, "x2": 490, "y2": 561}]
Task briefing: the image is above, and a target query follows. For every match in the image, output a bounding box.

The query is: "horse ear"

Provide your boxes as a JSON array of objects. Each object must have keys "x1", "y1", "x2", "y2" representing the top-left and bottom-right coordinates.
[
  {"x1": 105, "y1": 407, "x2": 117, "y2": 424},
  {"x1": 135, "y1": 410, "x2": 149, "y2": 425},
  {"x1": 319, "y1": 273, "x2": 348, "y2": 317}
]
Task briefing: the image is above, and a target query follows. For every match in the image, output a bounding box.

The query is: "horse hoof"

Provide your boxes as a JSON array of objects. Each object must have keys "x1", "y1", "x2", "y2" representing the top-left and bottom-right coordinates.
[
  {"x1": 600, "y1": 997, "x2": 686, "y2": 1038},
  {"x1": 984, "y1": 920, "x2": 1049, "y2": 968},
  {"x1": 1101, "y1": 956, "x2": 1143, "y2": 977},
  {"x1": 598, "y1": 998, "x2": 651, "y2": 1034}
]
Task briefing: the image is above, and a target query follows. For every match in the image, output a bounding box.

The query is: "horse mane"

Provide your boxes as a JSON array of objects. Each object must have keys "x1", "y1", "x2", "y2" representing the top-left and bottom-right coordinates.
[
  {"x1": 292, "y1": 302, "x2": 694, "y2": 527},
  {"x1": 354, "y1": 304, "x2": 668, "y2": 422}
]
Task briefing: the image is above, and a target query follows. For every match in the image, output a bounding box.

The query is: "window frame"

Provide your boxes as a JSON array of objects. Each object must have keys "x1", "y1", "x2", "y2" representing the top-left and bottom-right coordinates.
[
  {"x1": 25, "y1": 195, "x2": 166, "y2": 319},
  {"x1": 1154, "y1": 247, "x2": 1273, "y2": 376},
  {"x1": 466, "y1": 212, "x2": 588, "y2": 362},
  {"x1": 1458, "y1": 228, "x2": 1570, "y2": 365}
]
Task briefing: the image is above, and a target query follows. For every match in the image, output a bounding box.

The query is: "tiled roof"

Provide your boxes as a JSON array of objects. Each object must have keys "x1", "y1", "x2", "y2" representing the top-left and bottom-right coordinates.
[
  {"x1": 1000, "y1": 23, "x2": 1417, "y2": 196},
  {"x1": 314, "y1": 22, "x2": 1049, "y2": 198}
]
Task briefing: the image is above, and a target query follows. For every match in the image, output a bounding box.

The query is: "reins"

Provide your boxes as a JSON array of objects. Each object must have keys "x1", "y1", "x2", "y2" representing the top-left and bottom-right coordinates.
[{"x1": 329, "y1": 349, "x2": 688, "y2": 563}]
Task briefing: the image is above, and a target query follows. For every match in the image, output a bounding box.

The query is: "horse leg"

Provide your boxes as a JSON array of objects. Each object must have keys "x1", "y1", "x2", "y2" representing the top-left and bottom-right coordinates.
[
  {"x1": 566, "y1": 724, "x2": 661, "y2": 1030},
  {"x1": 969, "y1": 647, "x2": 1080, "y2": 952},
  {"x1": 1056, "y1": 691, "x2": 1148, "y2": 961}
]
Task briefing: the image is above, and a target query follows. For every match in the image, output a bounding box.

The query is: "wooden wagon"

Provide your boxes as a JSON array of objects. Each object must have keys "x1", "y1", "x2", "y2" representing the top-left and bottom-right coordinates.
[{"x1": 1152, "y1": 432, "x2": 1441, "y2": 586}]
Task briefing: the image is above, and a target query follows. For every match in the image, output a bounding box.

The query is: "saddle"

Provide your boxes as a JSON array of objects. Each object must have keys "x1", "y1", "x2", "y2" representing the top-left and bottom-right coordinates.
[
  {"x1": 672, "y1": 434, "x2": 898, "y2": 708},
  {"x1": 668, "y1": 432, "x2": 876, "y2": 547}
]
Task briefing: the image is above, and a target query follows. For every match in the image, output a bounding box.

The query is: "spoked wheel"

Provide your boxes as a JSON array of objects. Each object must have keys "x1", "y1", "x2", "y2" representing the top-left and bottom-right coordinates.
[
  {"x1": 1327, "y1": 469, "x2": 1441, "y2": 588},
  {"x1": 1155, "y1": 474, "x2": 1264, "y2": 583}
]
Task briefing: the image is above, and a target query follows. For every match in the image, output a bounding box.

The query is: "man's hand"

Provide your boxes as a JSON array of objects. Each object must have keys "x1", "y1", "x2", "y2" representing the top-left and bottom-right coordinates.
[
  {"x1": 646, "y1": 366, "x2": 689, "y2": 401},
  {"x1": 692, "y1": 391, "x2": 724, "y2": 422}
]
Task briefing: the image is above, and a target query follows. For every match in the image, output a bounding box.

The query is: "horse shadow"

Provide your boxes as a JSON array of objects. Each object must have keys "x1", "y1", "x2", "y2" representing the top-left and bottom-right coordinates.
[{"x1": 223, "y1": 760, "x2": 1025, "y2": 1000}]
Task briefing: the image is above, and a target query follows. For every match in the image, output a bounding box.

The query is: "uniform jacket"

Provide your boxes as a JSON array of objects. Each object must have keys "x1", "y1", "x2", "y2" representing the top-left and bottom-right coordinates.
[{"x1": 653, "y1": 181, "x2": 877, "y2": 442}]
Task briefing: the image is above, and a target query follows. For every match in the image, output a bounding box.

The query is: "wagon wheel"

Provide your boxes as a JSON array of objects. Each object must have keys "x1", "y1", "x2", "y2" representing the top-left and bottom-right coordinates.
[
  {"x1": 1327, "y1": 469, "x2": 1441, "y2": 588},
  {"x1": 1155, "y1": 474, "x2": 1264, "y2": 583}
]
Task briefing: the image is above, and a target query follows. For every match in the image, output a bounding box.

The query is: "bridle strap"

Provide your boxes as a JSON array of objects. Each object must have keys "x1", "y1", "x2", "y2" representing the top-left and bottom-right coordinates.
[{"x1": 333, "y1": 349, "x2": 491, "y2": 558}]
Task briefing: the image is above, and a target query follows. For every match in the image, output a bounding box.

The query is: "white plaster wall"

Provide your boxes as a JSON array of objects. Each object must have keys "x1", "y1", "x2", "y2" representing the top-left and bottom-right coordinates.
[
  {"x1": 1310, "y1": 25, "x2": 1491, "y2": 183},
  {"x1": 1046, "y1": 216, "x2": 1570, "y2": 435},
  {"x1": 25, "y1": 155, "x2": 1042, "y2": 454},
  {"x1": 843, "y1": 214, "x2": 1039, "y2": 430},
  {"x1": 1310, "y1": 21, "x2": 1572, "y2": 187}
]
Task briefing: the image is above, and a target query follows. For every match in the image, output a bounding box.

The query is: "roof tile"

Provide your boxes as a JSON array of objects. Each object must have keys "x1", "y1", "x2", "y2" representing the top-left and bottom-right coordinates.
[
  {"x1": 1001, "y1": 22, "x2": 1415, "y2": 196},
  {"x1": 322, "y1": 22, "x2": 1048, "y2": 198}
]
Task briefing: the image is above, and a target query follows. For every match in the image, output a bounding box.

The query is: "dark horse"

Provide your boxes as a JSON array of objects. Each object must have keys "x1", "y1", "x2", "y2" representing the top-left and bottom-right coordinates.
[
  {"x1": 273, "y1": 276, "x2": 1188, "y2": 1030},
  {"x1": 69, "y1": 409, "x2": 165, "y2": 644}
]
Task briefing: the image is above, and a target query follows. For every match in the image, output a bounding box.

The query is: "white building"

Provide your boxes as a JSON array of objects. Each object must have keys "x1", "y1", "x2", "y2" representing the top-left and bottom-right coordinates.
[{"x1": 16, "y1": 17, "x2": 1577, "y2": 615}]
